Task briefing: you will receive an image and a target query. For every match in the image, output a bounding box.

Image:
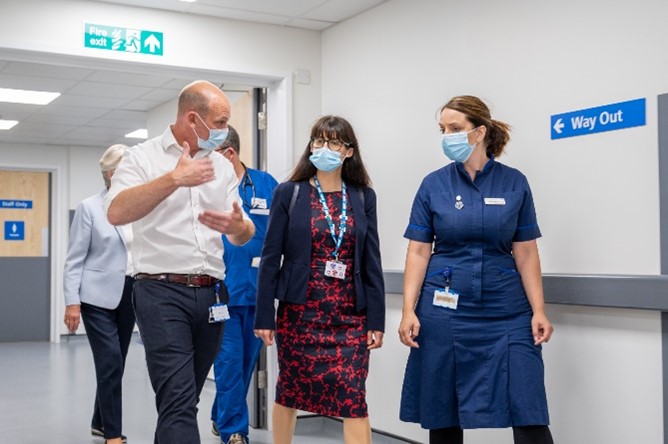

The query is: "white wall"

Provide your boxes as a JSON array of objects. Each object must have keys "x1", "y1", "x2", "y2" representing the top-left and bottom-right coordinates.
[
  {"x1": 322, "y1": 0, "x2": 667, "y2": 442},
  {"x1": 68, "y1": 146, "x2": 107, "y2": 208},
  {"x1": 322, "y1": 0, "x2": 664, "y2": 276}
]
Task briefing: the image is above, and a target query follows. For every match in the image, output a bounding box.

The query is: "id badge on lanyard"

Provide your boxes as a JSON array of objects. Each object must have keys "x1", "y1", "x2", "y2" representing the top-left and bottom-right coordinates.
[
  {"x1": 325, "y1": 260, "x2": 347, "y2": 279},
  {"x1": 433, "y1": 267, "x2": 459, "y2": 310},
  {"x1": 209, "y1": 282, "x2": 230, "y2": 323},
  {"x1": 314, "y1": 177, "x2": 348, "y2": 280}
]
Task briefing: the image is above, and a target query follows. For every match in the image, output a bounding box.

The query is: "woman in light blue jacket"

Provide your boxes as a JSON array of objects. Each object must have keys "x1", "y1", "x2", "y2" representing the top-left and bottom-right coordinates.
[{"x1": 63, "y1": 144, "x2": 134, "y2": 444}]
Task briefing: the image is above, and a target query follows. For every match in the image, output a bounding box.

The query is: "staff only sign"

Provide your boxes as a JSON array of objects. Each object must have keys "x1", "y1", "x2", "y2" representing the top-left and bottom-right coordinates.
[{"x1": 550, "y1": 98, "x2": 646, "y2": 140}]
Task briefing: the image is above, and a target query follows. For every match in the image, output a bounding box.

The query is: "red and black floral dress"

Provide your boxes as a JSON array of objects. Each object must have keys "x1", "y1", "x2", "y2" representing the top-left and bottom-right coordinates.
[{"x1": 275, "y1": 186, "x2": 369, "y2": 418}]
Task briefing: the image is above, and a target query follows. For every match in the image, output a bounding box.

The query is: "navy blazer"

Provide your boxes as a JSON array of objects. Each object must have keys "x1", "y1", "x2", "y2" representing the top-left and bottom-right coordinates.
[{"x1": 255, "y1": 180, "x2": 385, "y2": 332}]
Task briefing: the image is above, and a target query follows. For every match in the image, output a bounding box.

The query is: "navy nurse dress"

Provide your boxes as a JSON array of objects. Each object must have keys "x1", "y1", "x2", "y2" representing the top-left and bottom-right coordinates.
[{"x1": 399, "y1": 158, "x2": 550, "y2": 430}]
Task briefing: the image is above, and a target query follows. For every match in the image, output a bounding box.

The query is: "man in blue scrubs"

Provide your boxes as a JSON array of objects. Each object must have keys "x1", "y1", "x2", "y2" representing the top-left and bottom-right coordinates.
[{"x1": 211, "y1": 125, "x2": 278, "y2": 444}]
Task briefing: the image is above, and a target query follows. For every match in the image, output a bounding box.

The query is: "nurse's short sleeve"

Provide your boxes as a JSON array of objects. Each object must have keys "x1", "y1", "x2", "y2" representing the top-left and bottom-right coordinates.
[
  {"x1": 513, "y1": 176, "x2": 542, "y2": 242},
  {"x1": 404, "y1": 179, "x2": 434, "y2": 243}
]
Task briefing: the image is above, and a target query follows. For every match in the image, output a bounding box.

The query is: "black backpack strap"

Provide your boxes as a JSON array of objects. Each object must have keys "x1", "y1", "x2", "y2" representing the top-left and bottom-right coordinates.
[{"x1": 289, "y1": 181, "x2": 300, "y2": 215}]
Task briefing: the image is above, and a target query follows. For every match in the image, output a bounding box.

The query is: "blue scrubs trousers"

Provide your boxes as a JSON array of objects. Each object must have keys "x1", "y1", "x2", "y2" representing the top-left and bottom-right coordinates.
[{"x1": 211, "y1": 305, "x2": 263, "y2": 443}]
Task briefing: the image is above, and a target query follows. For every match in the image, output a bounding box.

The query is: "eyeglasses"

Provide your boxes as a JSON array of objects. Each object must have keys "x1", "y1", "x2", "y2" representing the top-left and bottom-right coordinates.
[{"x1": 311, "y1": 137, "x2": 350, "y2": 151}]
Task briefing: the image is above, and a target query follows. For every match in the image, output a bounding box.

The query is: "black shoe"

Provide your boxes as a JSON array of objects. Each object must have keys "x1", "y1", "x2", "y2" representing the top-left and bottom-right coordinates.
[
  {"x1": 91, "y1": 426, "x2": 127, "y2": 443},
  {"x1": 212, "y1": 421, "x2": 220, "y2": 437},
  {"x1": 227, "y1": 433, "x2": 249, "y2": 444}
]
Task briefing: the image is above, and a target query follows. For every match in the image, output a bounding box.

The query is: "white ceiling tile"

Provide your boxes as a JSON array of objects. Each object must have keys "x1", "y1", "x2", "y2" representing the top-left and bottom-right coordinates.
[
  {"x1": 66, "y1": 125, "x2": 126, "y2": 136},
  {"x1": 87, "y1": 117, "x2": 142, "y2": 130},
  {"x1": 122, "y1": 99, "x2": 164, "y2": 111},
  {"x1": 100, "y1": 109, "x2": 147, "y2": 121},
  {"x1": 9, "y1": 121, "x2": 76, "y2": 136},
  {"x1": 284, "y1": 17, "x2": 333, "y2": 31},
  {"x1": 3, "y1": 61, "x2": 95, "y2": 80},
  {"x1": 196, "y1": 0, "x2": 328, "y2": 17},
  {"x1": 302, "y1": 0, "x2": 386, "y2": 22},
  {"x1": 36, "y1": 104, "x2": 109, "y2": 119},
  {"x1": 0, "y1": 102, "x2": 41, "y2": 120},
  {"x1": 67, "y1": 81, "x2": 152, "y2": 99},
  {"x1": 25, "y1": 113, "x2": 94, "y2": 126},
  {"x1": 139, "y1": 88, "x2": 180, "y2": 102},
  {"x1": 189, "y1": 5, "x2": 290, "y2": 25},
  {"x1": 53, "y1": 94, "x2": 130, "y2": 109},
  {"x1": 85, "y1": 71, "x2": 175, "y2": 87},
  {"x1": 0, "y1": 73, "x2": 77, "y2": 93},
  {"x1": 161, "y1": 79, "x2": 195, "y2": 90},
  {"x1": 90, "y1": 0, "x2": 190, "y2": 13}
]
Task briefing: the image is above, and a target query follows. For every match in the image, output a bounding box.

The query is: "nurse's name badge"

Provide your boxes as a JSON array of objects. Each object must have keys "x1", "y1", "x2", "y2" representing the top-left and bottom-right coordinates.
[
  {"x1": 455, "y1": 195, "x2": 464, "y2": 210},
  {"x1": 484, "y1": 197, "x2": 506, "y2": 205}
]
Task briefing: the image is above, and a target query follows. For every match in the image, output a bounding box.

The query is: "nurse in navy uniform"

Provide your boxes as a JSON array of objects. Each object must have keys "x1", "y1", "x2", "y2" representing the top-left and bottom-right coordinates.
[{"x1": 398, "y1": 95, "x2": 555, "y2": 444}]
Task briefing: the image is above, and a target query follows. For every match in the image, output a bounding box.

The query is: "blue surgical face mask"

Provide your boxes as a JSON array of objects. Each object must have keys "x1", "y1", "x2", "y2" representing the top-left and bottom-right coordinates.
[
  {"x1": 193, "y1": 113, "x2": 229, "y2": 151},
  {"x1": 441, "y1": 127, "x2": 478, "y2": 162},
  {"x1": 309, "y1": 147, "x2": 344, "y2": 172}
]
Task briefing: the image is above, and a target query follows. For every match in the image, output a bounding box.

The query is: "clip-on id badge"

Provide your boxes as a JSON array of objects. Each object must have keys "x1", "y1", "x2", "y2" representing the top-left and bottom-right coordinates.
[
  {"x1": 209, "y1": 282, "x2": 230, "y2": 323},
  {"x1": 325, "y1": 258, "x2": 347, "y2": 279},
  {"x1": 433, "y1": 267, "x2": 459, "y2": 310}
]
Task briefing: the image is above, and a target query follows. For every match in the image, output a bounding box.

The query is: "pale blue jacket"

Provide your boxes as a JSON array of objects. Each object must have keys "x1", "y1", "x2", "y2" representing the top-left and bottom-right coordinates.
[{"x1": 63, "y1": 191, "x2": 128, "y2": 309}]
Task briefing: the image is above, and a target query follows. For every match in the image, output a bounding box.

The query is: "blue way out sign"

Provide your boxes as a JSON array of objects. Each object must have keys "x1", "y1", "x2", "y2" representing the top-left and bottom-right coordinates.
[{"x1": 550, "y1": 98, "x2": 645, "y2": 140}]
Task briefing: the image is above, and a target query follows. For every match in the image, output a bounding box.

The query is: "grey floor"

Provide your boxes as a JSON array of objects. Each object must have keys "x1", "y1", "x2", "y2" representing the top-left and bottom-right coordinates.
[{"x1": 0, "y1": 335, "x2": 411, "y2": 444}]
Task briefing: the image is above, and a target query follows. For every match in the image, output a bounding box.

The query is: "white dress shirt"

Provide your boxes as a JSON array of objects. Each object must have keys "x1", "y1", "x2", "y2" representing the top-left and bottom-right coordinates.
[
  {"x1": 119, "y1": 223, "x2": 135, "y2": 276},
  {"x1": 104, "y1": 126, "x2": 245, "y2": 280}
]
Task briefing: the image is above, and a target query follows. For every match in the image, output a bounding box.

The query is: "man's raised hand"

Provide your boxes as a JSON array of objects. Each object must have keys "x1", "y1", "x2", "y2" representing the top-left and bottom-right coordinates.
[{"x1": 172, "y1": 141, "x2": 215, "y2": 187}]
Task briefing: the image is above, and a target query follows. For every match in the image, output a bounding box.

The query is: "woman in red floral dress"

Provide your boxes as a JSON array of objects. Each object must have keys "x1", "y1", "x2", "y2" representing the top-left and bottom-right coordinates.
[{"x1": 255, "y1": 115, "x2": 385, "y2": 444}]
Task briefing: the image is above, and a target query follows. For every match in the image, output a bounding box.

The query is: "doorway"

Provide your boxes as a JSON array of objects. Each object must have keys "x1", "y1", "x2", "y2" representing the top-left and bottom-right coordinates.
[{"x1": 0, "y1": 170, "x2": 51, "y2": 341}]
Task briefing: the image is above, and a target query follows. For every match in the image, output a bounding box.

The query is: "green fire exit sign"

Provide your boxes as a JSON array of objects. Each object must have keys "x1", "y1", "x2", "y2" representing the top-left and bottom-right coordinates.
[{"x1": 84, "y1": 23, "x2": 163, "y2": 56}]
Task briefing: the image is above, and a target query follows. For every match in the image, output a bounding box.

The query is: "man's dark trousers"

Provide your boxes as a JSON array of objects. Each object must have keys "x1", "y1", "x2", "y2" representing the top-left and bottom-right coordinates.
[{"x1": 133, "y1": 279, "x2": 225, "y2": 444}]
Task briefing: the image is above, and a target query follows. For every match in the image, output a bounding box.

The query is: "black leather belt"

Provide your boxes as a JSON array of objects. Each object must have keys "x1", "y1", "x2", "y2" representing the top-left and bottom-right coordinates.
[{"x1": 135, "y1": 273, "x2": 218, "y2": 287}]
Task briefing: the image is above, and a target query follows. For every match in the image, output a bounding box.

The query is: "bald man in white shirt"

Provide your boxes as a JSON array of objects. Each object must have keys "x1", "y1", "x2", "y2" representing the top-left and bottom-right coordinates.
[{"x1": 105, "y1": 80, "x2": 254, "y2": 444}]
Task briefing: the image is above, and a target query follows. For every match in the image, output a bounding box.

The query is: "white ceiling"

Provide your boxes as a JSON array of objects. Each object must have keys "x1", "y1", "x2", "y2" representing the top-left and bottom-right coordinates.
[
  {"x1": 0, "y1": 0, "x2": 387, "y2": 148},
  {"x1": 91, "y1": 0, "x2": 387, "y2": 31}
]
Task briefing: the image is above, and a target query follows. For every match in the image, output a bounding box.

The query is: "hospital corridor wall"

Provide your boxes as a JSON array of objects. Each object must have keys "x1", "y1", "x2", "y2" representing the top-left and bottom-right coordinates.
[{"x1": 320, "y1": 0, "x2": 668, "y2": 443}]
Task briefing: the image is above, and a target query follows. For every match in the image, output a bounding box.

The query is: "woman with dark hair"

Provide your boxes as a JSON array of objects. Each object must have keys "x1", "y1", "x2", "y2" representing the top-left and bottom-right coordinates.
[
  {"x1": 398, "y1": 96, "x2": 554, "y2": 444},
  {"x1": 255, "y1": 115, "x2": 385, "y2": 444}
]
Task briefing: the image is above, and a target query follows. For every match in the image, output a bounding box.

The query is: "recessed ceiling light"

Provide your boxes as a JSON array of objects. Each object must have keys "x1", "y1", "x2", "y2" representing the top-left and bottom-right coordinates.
[
  {"x1": 125, "y1": 129, "x2": 148, "y2": 139},
  {"x1": 0, "y1": 87, "x2": 60, "y2": 105},
  {"x1": 179, "y1": 0, "x2": 197, "y2": 3},
  {"x1": 0, "y1": 119, "x2": 19, "y2": 130}
]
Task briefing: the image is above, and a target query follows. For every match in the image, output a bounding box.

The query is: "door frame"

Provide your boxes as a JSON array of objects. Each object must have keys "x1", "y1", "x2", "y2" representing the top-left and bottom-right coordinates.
[{"x1": 0, "y1": 48, "x2": 294, "y2": 345}]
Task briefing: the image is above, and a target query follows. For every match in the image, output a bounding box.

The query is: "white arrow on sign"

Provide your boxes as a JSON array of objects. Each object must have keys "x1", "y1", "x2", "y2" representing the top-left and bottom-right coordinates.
[
  {"x1": 144, "y1": 34, "x2": 161, "y2": 53},
  {"x1": 553, "y1": 118, "x2": 564, "y2": 134}
]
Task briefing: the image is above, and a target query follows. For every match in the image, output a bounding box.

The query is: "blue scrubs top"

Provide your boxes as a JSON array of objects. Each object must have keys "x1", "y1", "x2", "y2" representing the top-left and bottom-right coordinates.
[
  {"x1": 222, "y1": 167, "x2": 278, "y2": 307},
  {"x1": 399, "y1": 158, "x2": 550, "y2": 429}
]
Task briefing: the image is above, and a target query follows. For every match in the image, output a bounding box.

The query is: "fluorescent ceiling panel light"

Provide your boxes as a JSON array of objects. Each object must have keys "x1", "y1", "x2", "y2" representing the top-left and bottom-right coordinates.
[
  {"x1": 0, "y1": 119, "x2": 19, "y2": 130},
  {"x1": 0, "y1": 87, "x2": 60, "y2": 105},
  {"x1": 179, "y1": 0, "x2": 197, "y2": 2},
  {"x1": 125, "y1": 128, "x2": 148, "y2": 139}
]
